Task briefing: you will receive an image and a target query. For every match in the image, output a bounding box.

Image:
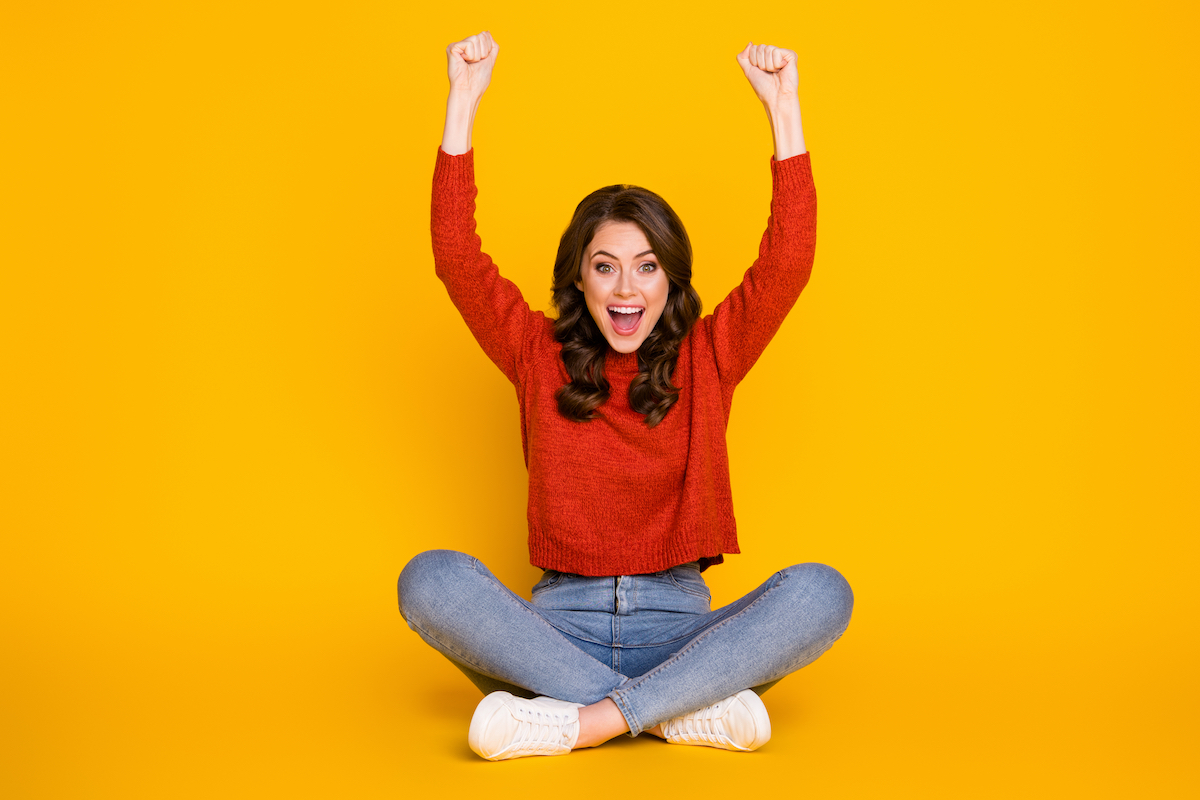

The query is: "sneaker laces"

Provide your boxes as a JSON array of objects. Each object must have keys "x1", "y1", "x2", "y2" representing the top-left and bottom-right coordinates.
[
  {"x1": 503, "y1": 702, "x2": 579, "y2": 757},
  {"x1": 662, "y1": 699, "x2": 732, "y2": 746}
]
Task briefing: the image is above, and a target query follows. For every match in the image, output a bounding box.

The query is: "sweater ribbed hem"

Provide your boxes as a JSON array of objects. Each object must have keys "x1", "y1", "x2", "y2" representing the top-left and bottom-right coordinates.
[
  {"x1": 527, "y1": 525, "x2": 740, "y2": 577},
  {"x1": 434, "y1": 146, "x2": 474, "y2": 187},
  {"x1": 771, "y1": 150, "x2": 814, "y2": 197}
]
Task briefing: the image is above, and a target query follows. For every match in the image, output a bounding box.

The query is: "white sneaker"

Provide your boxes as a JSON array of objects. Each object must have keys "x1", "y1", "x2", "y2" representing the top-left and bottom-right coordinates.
[
  {"x1": 660, "y1": 690, "x2": 771, "y2": 752},
  {"x1": 467, "y1": 691, "x2": 584, "y2": 761}
]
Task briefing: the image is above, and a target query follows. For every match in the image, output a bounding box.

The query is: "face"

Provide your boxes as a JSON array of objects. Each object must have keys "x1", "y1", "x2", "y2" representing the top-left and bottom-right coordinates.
[{"x1": 575, "y1": 220, "x2": 670, "y2": 354}]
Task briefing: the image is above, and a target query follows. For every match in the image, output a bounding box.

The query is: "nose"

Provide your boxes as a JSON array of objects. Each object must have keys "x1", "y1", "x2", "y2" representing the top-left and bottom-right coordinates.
[{"x1": 615, "y1": 268, "x2": 635, "y2": 298}]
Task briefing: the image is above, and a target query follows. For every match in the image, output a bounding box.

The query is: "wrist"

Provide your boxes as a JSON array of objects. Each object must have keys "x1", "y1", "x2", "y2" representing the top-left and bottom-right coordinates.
[
  {"x1": 763, "y1": 96, "x2": 802, "y2": 123},
  {"x1": 447, "y1": 89, "x2": 484, "y2": 114},
  {"x1": 764, "y1": 99, "x2": 806, "y2": 160},
  {"x1": 441, "y1": 92, "x2": 482, "y2": 156}
]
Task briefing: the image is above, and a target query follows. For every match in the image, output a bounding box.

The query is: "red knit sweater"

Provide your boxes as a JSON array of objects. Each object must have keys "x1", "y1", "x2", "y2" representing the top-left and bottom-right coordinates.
[{"x1": 431, "y1": 148, "x2": 817, "y2": 576}]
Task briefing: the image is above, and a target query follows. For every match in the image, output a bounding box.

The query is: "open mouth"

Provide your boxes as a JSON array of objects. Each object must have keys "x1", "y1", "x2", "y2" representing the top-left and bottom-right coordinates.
[{"x1": 607, "y1": 306, "x2": 644, "y2": 335}]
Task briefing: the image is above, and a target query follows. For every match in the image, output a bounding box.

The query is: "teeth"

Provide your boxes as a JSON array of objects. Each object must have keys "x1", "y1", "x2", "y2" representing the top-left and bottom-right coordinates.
[{"x1": 608, "y1": 307, "x2": 642, "y2": 314}]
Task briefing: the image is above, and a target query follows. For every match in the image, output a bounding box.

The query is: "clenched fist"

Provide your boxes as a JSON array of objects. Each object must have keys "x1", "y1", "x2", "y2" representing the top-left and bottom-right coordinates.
[
  {"x1": 447, "y1": 31, "x2": 499, "y2": 99},
  {"x1": 736, "y1": 42, "x2": 799, "y2": 110}
]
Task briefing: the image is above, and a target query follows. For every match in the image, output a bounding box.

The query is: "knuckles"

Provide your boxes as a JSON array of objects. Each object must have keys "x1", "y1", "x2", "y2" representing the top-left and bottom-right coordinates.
[{"x1": 448, "y1": 31, "x2": 497, "y2": 64}]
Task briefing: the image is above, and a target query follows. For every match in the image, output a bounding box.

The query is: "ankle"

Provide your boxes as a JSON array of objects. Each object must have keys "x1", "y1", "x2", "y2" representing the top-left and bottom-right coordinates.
[{"x1": 575, "y1": 698, "x2": 630, "y2": 748}]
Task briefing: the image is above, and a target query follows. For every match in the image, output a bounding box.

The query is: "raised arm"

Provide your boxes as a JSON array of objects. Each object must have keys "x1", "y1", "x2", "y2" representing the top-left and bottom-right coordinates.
[
  {"x1": 432, "y1": 32, "x2": 542, "y2": 385},
  {"x1": 708, "y1": 43, "x2": 816, "y2": 386}
]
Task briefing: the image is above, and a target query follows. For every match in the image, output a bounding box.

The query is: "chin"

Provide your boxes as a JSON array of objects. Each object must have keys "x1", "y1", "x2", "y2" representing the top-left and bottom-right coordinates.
[{"x1": 607, "y1": 337, "x2": 642, "y2": 354}]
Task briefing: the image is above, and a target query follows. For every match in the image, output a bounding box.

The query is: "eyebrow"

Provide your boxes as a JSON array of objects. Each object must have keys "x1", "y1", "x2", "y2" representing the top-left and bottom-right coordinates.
[{"x1": 590, "y1": 249, "x2": 655, "y2": 260}]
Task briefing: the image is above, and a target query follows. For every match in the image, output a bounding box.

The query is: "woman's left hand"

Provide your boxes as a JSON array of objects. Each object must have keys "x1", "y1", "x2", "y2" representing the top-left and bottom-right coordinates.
[{"x1": 736, "y1": 42, "x2": 799, "y2": 111}]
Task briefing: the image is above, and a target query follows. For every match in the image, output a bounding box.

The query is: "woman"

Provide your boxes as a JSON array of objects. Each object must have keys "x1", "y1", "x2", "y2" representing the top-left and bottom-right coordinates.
[{"x1": 398, "y1": 30, "x2": 853, "y2": 761}]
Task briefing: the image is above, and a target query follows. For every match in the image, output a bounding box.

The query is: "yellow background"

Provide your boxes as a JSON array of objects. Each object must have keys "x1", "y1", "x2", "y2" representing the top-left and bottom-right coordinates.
[{"x1": 3, "y1": 1, "x2": 1197, "y2": 797}]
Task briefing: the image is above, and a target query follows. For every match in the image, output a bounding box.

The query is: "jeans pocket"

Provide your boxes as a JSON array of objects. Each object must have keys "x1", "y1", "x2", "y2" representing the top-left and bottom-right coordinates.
[
  {"x1": 531, "y1": 569, "x2": 565, "y2": 597},
  {"x1": 666, "y1": 564, "x2": 711, "y2": 601}
]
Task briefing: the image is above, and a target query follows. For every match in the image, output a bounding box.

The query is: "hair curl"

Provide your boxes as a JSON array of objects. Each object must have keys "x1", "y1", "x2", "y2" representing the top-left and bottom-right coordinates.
[{"x1": 551, "y1": 184, "x2": 702, "y2": 427}]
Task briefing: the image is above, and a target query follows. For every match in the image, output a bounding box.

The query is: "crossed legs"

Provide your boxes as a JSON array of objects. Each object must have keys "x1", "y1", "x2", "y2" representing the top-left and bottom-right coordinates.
[{"x1": 397, "y1": 550, "x2": 853, "y2": 753}]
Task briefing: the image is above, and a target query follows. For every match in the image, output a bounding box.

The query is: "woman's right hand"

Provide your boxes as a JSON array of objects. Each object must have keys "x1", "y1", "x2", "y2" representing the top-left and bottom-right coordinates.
[
  {"x1": 447, "y1": 31, "x2": 499, "y2": 101},
  {"x1": 441, "y1": 31, "x2": 498, "y2": 155}
]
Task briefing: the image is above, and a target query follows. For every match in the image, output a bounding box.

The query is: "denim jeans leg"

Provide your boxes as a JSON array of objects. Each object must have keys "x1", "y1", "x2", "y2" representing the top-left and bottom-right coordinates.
[
  {"x1": 608, "y1": 562, "x2": 854, "y2": 736},
  {"x1": 443, "y1": 655, "x2": 544, "y2": 699},
  {"x1": 397, "y1": 549, "x2": 626, "y2": 705}
]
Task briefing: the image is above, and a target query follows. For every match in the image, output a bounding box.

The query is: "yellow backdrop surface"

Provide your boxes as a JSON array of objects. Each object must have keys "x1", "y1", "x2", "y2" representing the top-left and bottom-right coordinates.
[{"x1": 3, "y1": 1, "x2": 1197, "y2": 797}]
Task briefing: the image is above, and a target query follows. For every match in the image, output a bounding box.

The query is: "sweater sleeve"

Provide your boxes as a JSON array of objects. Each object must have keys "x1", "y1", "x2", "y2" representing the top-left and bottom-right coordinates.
[
  {"x1": 707, "y1": 152, "x2": 817, "y2": 386},
  {"x1": 430, "y1": 147, "x2": 540, "y2": 385}
]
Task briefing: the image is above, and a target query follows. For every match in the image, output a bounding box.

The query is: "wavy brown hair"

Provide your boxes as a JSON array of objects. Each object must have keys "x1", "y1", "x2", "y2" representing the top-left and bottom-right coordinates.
[{"x1": 551, "y1": 184, "x2": 702, "y2": 427}]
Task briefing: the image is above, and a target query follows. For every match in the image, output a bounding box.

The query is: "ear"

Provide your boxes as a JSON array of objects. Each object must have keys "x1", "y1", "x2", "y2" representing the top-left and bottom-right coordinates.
[{"x1": 574, "y1": 279, "x2": 583, "y2": 292}]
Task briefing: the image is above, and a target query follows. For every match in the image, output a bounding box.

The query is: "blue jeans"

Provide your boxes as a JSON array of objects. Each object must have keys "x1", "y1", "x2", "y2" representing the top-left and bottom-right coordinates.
[{"x1": 397, "y1": 550, "x2": 853, "y2": 736}]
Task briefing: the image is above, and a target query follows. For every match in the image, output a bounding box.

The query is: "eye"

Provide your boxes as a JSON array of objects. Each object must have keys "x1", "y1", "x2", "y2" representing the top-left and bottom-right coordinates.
[
  {"x1": 639, "y1": 262, "x2": 658, "y2": 273},
  {"x1": 596, "y1": 263, "x2": 615, "y2": 274}
]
